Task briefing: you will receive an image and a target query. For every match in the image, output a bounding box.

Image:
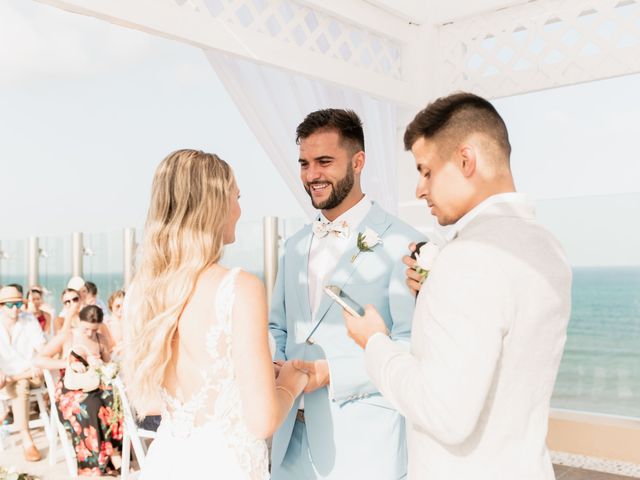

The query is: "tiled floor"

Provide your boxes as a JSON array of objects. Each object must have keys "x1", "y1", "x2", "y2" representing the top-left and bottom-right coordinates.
[
  {"x1": 555, "y1": 464, "x2": 638, "y2": 479},
  {"x1": 1, "y1": 430, "x2": 636, "y2": 480}
]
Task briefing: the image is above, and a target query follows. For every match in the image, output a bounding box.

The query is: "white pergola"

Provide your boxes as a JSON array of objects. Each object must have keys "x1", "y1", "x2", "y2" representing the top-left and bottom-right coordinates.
[{"x1": 34, "y1": 0, "x2": 640, "y2": 224}]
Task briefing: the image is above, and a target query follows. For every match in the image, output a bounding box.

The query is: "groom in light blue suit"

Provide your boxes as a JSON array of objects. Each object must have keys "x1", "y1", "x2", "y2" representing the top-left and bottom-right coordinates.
[{"x1": 269, "y1": 109, "x2": 424, "y2": 479}]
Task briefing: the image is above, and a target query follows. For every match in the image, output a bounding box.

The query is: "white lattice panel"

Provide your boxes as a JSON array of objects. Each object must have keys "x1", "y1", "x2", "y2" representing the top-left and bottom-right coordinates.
[
  {"x1": 438, "y1": 0, "x2": 640, "y2": 98},
  {"x1": 163, "y1": 0, "x2": 403, "y2": 79}
]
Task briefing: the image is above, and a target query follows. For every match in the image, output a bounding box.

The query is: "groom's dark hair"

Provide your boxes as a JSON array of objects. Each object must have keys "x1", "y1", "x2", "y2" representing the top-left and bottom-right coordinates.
[
  {"x1": 404, "y1": 92, "x2": 511, "y2": 166},
  {"x1": 296, "y1": 109, "x2": 365, "y2": 155}
]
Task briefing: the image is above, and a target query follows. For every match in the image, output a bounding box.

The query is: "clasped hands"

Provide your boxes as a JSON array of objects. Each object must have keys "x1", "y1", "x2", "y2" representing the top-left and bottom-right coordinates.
[{"x1": 273, "y1": 359, "x2": 328, "y2": 395}]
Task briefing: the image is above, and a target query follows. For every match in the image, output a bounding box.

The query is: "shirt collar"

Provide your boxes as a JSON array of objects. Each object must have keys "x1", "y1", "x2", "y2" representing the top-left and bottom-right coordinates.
[
  {"x1": 318, "y1": 195, "x2": 371, "y2": 231},
  {"x1": 445, "y1": 192, "x2": 529, "y2": 242}
]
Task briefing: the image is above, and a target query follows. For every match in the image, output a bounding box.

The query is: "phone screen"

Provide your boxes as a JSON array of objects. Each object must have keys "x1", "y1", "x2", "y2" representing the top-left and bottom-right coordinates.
[{"x1": 324, "y1": 285, "x2": 365, "y2": 316}]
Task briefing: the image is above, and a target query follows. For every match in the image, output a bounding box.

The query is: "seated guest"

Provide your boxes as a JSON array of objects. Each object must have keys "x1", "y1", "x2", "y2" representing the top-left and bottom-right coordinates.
[
  {"x1": 35, "y1": 305, "x2": 123, "y2": 476},
  {"x1": 104, "y1": 290, "x2": 125, "y2": 355},
  {"x1": 0, "y1": 285, "x2": 46, "y2": 461},
  {"x1": 27, "y1": 286, "x2": 51, "y2": 335},
  {"x1": 53, "y1": 288, "x2": 82, "y2": 333},
  {"x1": 85, "y1": 281, "x2": 108, "y2": 314}
]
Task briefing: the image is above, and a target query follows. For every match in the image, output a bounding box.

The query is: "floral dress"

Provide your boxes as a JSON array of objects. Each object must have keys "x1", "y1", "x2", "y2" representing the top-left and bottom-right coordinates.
[{"x1": 55, "y1": 360, "x2": 124, "y2": 475}]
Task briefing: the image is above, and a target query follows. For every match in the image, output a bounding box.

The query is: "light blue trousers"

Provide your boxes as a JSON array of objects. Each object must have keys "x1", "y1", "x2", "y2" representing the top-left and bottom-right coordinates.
[{"x1": 271, "y1": 420, "x2": 320, "y2": 480}]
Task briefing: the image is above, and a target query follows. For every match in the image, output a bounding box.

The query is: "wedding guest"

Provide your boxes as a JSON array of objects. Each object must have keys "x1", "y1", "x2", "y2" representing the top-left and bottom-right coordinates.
[
  {"x1": 0, "y1": 285, "x2": 46, "y2": 462},
  {"x1": 345, "y1": 92, "x2": 572, "y2": 480},
  {"x1": 67, "y1": 276, "x2": 89, "y2": 305},
  {"x1": 85, "y1": 281, "x2": 108, "y2": 314},
  {"x1": 105, "y1": 290, "x2": 124, "y2": 346},
  {"x1": 269, "y1": 109, "x2": 424, "y2": 479},
  {"x1": 27, "y1": 286, "x2": 51, "y2": 334},
  {"x1": 35, "y1": 304, "x2": 123, "y2": 476},
  {"x1": 123, "y1": 149, "x2": 308, "y2": 478},
  {"x1": 53, "y1": 288, "x2": 82, "y2": 333}
]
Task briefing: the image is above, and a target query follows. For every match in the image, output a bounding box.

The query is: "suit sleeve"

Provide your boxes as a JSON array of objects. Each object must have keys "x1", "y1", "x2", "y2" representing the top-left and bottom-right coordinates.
[
  {"x1": 364, "y1": 245, "x2": 512, "y2": 445},
  {"x1": 328, "y1": 235, "x2": 420, "y2": 405},
  {"x1": 268, "y1": 249, "x2": 288, "y2": 362}
]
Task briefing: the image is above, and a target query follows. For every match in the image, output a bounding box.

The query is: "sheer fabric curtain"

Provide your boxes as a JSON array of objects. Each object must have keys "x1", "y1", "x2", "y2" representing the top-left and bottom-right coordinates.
[{"x1": 205, "y1": 51, "x2": 399, "y2": 219}]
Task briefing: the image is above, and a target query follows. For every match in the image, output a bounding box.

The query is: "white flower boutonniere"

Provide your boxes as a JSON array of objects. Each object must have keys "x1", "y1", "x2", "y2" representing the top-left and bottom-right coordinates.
[
  {"x1": 351, "y1": 227, "x2": 381, "y2": 263},
  {"x1": 414, "y1": 242, "x2": 440, "y2": 282}
]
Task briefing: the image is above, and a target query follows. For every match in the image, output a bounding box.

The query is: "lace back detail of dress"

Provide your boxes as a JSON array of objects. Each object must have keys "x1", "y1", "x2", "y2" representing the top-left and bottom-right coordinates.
[{"x1": 160, "y1": 268, "x2": 269, "y2": 480}]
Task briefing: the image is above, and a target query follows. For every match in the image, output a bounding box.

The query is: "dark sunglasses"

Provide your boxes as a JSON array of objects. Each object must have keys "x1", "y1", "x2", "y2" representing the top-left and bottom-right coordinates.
[
  {"x1": 63, "y1": 297, "x2": 80, "y2": 306},
  {"x1": 1, "y1": 301, "x2": 24, "y2": 309}
]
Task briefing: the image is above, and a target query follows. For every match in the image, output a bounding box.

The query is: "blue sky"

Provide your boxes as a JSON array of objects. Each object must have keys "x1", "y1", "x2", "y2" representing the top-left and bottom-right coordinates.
[{"x1": 1, "y1": 0, "x2": 639, "y2": 267}]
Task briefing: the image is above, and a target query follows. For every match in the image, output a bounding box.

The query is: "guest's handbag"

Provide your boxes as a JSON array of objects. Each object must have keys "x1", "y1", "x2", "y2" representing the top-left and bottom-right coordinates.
[{"x1": 63, "y1": 345, "x2": 101, "y2": 392}]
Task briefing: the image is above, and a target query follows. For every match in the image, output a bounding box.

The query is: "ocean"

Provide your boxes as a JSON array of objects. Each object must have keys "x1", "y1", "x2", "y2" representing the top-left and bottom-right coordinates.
[
  {"x1": 552, "y1": 266, "x2": 640, "y2": 418},
  {"x1": 3, "y1": 266, "x2": 639, "y2": 418}
]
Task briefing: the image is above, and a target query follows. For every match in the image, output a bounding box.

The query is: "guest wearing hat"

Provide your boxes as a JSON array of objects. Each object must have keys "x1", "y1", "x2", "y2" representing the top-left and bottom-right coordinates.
[
  {"x1": 67, "y1": 276, "x2": 88, "y2": 305},
  {"x1": 0, "y1": 285, "x2": 46, "y2": 461}
]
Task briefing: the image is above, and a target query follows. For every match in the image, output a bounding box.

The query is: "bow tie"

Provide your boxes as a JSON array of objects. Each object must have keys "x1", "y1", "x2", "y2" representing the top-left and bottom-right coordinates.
[{"x1": 312, "y1": 220, "x2": 350, "y2": 239}]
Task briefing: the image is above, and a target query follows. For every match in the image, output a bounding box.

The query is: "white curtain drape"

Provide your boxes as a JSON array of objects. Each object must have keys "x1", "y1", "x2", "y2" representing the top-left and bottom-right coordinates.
[{"x1": 205, "y1": 51, "x2": 398, "y2": 219}]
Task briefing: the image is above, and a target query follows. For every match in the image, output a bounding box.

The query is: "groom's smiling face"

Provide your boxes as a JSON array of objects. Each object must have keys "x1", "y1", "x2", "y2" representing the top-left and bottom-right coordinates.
[{"x1": 298, "y1": 130, "x2": 358, "y2": 211}]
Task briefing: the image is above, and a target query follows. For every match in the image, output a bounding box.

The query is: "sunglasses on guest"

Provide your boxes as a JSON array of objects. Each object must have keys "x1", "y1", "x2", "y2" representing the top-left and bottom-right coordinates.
[
  {"x1": 63, "y1": 297, "x2": 80, "y2": 306},
  {"x1": 1, "y1": 301, "x2": 24, "y2": 309}
]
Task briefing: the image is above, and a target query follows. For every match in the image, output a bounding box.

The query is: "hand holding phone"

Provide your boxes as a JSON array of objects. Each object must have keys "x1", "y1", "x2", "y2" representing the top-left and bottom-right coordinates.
[{"x1": 324, "y1": 285, "x2": 365, "y2": 317}]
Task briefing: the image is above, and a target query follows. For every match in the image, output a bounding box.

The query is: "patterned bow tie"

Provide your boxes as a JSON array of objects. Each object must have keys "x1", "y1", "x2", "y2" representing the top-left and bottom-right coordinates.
[{"x1": 312, "y1": 220, "x2": 350, "y2": 239}]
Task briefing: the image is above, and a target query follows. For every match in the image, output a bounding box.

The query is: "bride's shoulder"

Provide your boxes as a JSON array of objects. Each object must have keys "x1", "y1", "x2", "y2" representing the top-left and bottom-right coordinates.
[{"x1": 233, "y1": 270, "x2": 265, "y2": 297}]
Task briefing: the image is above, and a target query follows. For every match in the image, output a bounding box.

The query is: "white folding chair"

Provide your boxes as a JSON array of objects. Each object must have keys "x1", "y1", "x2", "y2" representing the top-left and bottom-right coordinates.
[
  {"x1": 43, "y1": 368, "x2": 78, "y2": 478},
  {"x1": 113, "y1": 376, "x2": 157, "y2": 479},
  {"x1": 0, "y1": 380, "x2": 51, "y2": 451}
]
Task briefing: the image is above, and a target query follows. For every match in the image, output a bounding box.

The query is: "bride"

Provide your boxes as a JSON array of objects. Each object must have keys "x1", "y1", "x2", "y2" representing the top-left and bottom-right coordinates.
[{"x1": 123, "y1": 149, "x2": 308, "y2": 479}]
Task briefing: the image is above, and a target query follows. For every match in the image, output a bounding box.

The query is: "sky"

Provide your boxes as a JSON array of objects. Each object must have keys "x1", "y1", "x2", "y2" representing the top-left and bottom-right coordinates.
[{"x1": 1, "y1": 0, "x2": 639, "y2": 267}]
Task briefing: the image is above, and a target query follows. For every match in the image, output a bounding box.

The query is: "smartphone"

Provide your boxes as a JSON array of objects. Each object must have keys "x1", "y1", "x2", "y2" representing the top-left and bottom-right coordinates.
[
  {"x1": 410, "y1": 241, "x2": 428, "y2": 260},
  {"x1": 324, "y1": 285, "x2": 365, "y2": 317}
]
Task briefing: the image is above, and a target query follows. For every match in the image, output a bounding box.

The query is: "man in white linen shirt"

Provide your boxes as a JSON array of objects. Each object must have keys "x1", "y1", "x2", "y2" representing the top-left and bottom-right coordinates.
[
  {"x1": 0, "y1": 285, "x2": 46, "y2": 461},
  {"x1": 344, "y1": 92, "x2": 572, "y2": 480}
]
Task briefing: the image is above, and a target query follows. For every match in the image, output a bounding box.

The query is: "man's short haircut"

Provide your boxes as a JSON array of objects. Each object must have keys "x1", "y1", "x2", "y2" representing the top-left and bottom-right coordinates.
[
  {"x1": 85, "y1": 281, "x2": 98, "y2": 296},
  {"x1": 296, "y1": 109, "x2": 365, "y2": 154},
  {"x1": 8, "y1": 283, "x2": 23, "y2": 295},
  {"x1": 79, "y1": 304, "x2": 103, "y2": 324},
  {"x1": 404, "y1": 92, "x2": 511, "y2": 163}
]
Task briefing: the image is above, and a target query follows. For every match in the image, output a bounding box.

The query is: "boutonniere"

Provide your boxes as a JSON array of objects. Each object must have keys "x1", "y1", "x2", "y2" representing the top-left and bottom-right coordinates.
[
  {"x1": 351, "y1": 227, "x2": 381, "y2": 263},
  {"x1": 414, "y1": 242, "x2": 440, "y2": 282}
]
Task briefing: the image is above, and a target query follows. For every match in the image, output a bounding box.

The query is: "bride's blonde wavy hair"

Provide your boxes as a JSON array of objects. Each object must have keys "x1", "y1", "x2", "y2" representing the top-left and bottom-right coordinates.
[{"x1": 123, "y1": 149, "x2": 234, "y2": 412}]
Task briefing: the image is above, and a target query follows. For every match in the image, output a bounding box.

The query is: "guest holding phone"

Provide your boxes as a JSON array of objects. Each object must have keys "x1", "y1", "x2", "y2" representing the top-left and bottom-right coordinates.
[
  {"x1": 35, "y1": 305, "x2": 123, "y2": 476},
  {"x1": 53, "y1": 288, "x2": 82, "y2": 333}
]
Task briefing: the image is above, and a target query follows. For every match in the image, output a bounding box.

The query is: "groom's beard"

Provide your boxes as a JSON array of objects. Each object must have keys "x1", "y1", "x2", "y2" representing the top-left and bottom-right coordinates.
[{"x1": 306, "y1": 164, "x2": 355, "y2": 210}]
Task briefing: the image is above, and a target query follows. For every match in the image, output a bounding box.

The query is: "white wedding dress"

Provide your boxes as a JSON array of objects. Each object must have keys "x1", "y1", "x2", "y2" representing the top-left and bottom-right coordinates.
[{"x1": 141, "y1": 268, "x2": 270, "y2": 479}]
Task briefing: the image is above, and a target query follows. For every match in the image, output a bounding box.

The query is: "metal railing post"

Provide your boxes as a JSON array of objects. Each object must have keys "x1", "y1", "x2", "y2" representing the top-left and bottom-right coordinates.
[
  {"x1": 263, "y1": 217, "x2": 280, "y2": 308},
  {"x1": 123, "y1": 228, "x2": 136, "y2": 290},
  {"x1": 72, "y1": 232, "x2": 84, "y2": 278},
  {"x1": 27, "y1": 236, "x2": 39, "y2": 287}
]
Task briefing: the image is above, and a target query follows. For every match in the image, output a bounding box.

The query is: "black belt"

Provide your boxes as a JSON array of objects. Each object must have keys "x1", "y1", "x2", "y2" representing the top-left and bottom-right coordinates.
[{"x1": 296, "y1": 409, "x2": 305, "y2": 423}]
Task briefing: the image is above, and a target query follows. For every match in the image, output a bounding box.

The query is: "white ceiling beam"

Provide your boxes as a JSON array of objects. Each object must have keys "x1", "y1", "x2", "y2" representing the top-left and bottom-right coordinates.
[
  {"x1": 299, "y1": 0, "x2": 413, "y2": 43},
  {"x1": 35, "y1": 0, "x2": 416, "y2": 107}
]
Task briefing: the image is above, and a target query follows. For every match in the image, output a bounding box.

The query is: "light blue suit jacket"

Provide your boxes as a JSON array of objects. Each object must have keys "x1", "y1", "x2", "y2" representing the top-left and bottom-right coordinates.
[{"x1": 269, "y1": 202, "x2": 425, "y2": 479}]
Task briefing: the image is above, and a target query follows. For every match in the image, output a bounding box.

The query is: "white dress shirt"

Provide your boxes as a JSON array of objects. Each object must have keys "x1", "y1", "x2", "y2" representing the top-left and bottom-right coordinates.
[
  {"x1": 303, "y1": 195, "x2": 371, "y2": 406},
  {"x1": 0, "y1": 312, "x2": 46, "y2": 376},
  {"x1": 308, "y1": 195, "x2": 372, "y2": 317}
]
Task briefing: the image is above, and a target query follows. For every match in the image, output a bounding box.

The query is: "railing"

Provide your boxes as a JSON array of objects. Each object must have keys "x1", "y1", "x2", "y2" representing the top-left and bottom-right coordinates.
[
  {"x1": 1, "y1": 215, "x2": 638, "y2": 425},
  {"x1": 0, "y1": 217, "x2": 306, "y2": 314}
]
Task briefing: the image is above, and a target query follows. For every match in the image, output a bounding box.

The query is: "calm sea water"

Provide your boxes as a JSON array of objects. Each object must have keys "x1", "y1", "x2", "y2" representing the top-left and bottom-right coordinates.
[
  {"x1": 552, "y1": 266, "x2": 640, "y2": 417},
  {"x1": 4, "y1": 267, "x2": 639, "y2": 417}
]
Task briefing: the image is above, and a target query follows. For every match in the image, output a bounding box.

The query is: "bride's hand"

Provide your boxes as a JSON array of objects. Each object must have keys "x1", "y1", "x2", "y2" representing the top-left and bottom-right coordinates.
[{"x1": 276, "y1": 361, "x2": 308, "y2": 397}]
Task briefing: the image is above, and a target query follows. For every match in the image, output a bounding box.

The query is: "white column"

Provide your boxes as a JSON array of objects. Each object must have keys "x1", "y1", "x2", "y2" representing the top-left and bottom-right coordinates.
[
  {"x1": 27, "y1": 236, "x2": 40, "y2": 288},
  {"x1": 262, "y1": 217, "x2": 279, "y2": 308}
]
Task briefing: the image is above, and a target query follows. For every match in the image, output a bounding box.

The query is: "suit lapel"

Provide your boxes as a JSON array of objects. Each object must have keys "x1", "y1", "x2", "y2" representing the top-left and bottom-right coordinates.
[
  {"x1": 295, "y1": 226, "x2": 314, "y2": 325},
  {"x1": 305, "y1": 202, "x2": 392, "y2": 341}
]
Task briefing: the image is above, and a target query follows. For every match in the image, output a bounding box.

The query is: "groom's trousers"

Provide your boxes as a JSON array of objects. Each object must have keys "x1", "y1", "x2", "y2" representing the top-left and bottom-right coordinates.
[{"x1": 271, "y1": 418, "x2": 321, "y2": 480}]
